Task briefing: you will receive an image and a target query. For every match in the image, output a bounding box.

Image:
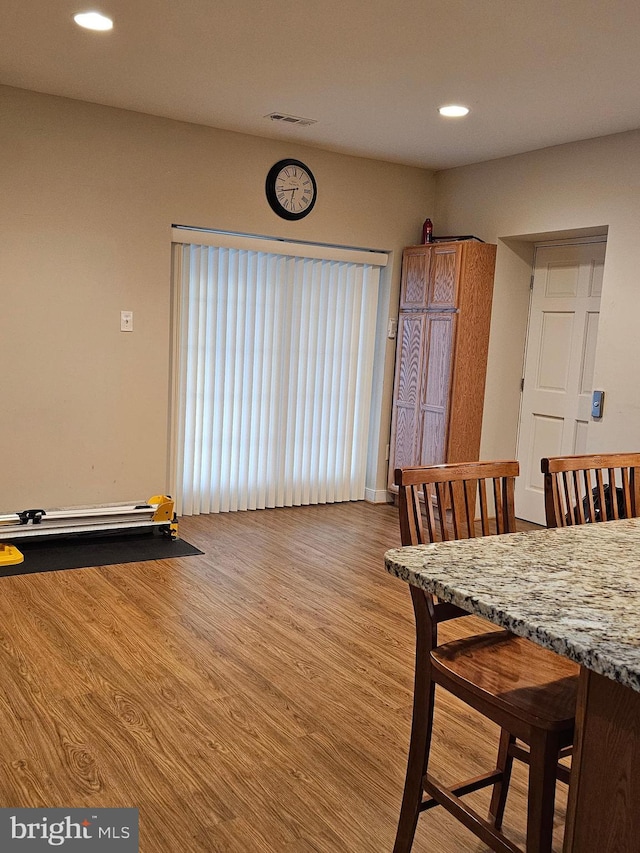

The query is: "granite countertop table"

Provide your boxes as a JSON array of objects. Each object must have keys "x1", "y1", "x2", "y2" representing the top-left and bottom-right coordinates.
[{"x1": 385, "y1": 517, "x2": 640, "y2": 692}]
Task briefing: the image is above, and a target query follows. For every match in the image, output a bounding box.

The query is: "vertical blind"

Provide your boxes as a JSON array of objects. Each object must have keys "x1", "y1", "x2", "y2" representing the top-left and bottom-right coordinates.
[{"x1": 172, "y1": 236, "x2": 385, "y2": 515}]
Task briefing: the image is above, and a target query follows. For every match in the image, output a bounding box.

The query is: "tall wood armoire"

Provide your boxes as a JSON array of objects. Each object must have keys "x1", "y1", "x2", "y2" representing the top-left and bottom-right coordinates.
[{"x1": 388, "y1": 240, "x2": 497, "y2": 491}]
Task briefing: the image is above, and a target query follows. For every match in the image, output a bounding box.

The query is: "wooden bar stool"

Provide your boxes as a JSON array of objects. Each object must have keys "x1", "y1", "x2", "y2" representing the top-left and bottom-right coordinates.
[
  {"x1": 393, "y1": 461, "x2": 578, "y2": 853},
  {"x1": 541, "y1": 452, "x2": 640, "y2": 527}
]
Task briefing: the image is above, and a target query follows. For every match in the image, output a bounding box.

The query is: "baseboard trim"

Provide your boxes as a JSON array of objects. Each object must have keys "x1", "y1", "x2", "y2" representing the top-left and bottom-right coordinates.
[{"x1": 364, "y1": 488, "x2": 391, "y2": 504}]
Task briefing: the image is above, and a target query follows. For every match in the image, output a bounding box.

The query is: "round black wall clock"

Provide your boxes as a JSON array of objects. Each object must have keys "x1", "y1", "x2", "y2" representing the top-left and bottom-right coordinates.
[{"x1": 265, "y1": 159, "x2": 317, "y2": 220}]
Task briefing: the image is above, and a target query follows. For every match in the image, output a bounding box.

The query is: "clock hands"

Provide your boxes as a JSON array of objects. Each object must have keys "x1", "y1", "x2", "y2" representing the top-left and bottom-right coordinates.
[{"x1": 278, "y1": 186, "x2": 299, "y2": 210}]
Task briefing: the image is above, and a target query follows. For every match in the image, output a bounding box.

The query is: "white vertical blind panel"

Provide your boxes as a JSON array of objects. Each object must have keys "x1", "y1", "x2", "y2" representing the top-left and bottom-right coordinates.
[{"x1": 173, "y1": 243, "x2": 381, "y2": 515}]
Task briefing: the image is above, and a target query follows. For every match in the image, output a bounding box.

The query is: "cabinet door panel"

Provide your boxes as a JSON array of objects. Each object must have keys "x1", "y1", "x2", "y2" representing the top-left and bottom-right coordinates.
[
  {"x1": 428, "y1": 244, "x2": 461, "y2": 309},
  {"x1": 420, "y1": 313, "x2": 456, "y2": 466},
  {"x1": 391, "y1": 313, "x2": 426, "y2": 470},
  {"x1": 394, "y1": 406, "x2": 421, "y2": 471},
  {"x1": 421, "y1": 410, "x2": 447, "y2": 467},
  {"x1": 400, "y1": 248, "x2": 430, "y2": 309}
]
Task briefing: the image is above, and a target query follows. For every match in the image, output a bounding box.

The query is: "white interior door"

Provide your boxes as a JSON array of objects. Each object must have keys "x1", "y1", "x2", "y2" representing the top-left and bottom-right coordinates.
[{"x1": 515, "y1": 240, "x2": 606, "y2": 523}]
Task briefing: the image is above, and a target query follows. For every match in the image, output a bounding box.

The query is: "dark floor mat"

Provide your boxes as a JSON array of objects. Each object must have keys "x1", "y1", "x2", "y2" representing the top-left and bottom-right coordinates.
[{"x1": 0, "y1": 530, "x2": 203, "y2": 577}]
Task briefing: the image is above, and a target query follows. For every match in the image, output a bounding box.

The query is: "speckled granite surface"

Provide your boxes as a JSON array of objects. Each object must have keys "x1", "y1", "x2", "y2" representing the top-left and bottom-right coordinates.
[{"x1": 385, "y1": 517, "x2": 640, "y2": 692}]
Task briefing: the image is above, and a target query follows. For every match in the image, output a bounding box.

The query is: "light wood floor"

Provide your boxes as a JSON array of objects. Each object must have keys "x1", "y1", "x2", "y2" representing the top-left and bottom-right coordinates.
[{"x1": 0, "y1": 502, "x2": 567, "y2": 852}]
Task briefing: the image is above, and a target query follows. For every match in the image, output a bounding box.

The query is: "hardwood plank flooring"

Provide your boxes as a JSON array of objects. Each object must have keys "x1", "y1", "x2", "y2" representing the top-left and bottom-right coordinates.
[{"x1": 0, "y1": 501, "x2": 567, "y2": 851}]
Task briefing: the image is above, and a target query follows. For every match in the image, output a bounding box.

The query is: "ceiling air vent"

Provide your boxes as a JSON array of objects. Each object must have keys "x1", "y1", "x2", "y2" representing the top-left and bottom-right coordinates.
[{"x1": 265, "y1": 112, "x2": 317, "y2": 127}]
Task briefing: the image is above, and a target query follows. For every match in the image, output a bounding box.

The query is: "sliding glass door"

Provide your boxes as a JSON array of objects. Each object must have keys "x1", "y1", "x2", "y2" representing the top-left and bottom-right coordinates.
[{"x1": 171, "y1": 231, "x2": 387, "y2": 515}]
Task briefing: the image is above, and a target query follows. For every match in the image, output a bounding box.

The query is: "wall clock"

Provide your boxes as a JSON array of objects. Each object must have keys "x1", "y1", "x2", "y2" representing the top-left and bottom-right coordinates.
[{"x1": 265, "y1": 159, "x2": 317, "y2": 220}]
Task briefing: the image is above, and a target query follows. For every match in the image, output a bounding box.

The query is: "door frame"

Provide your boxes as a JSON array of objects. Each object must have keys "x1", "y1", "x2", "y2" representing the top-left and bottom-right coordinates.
[{"x1": 514, "y1": 234, "x2": 608, "y2": 522}]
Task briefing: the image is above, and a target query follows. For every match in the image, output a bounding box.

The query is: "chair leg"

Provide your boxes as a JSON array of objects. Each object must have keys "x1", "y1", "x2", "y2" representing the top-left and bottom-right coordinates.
[
  {"x1": 525, "y1": 730, "x2": 561, "y2": 853},
  {"x1": 393, "y1": 677, "x2": 436, "y2": 853},
  {"x1": 488, "y1": 729, "x2": 515, "y2": 829}
]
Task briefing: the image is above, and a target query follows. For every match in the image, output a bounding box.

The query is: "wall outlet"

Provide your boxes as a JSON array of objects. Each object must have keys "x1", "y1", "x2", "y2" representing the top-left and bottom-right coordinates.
[{"x1": 120, "y1": 310, "x2": 134, "y2": 332}]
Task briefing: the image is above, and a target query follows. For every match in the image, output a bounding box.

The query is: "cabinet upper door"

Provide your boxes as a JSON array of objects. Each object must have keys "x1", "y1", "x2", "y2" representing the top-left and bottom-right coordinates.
[
  {"x1": 399, "y1": 247, "x2": 430, "y2": 310},
  {"x1": 399, "y1": 243, "x2": 462, "y2": 311},
  {"x1": 427, "y1": 244, "x2": 461, "y2": 309}
]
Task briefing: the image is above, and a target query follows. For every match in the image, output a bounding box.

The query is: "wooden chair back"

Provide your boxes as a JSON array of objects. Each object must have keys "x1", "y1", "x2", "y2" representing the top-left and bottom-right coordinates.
[
  {"x1": 541, "y1": 452, "x2": 640, "y2": 528},
  {"x1": 394, "y1": 460, "x2": 519, "y2": 546}
]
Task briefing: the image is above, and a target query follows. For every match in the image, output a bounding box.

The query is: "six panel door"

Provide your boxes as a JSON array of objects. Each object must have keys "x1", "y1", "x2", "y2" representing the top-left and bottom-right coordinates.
[{"x1": 516, "y1": 241, "x2": 605, "y2": 523}]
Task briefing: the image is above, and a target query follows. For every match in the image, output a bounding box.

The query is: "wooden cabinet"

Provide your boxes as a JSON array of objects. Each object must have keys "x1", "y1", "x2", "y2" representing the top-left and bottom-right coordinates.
[{"x1": 388, "y1": 241, "x2": 496, "y2": 489}]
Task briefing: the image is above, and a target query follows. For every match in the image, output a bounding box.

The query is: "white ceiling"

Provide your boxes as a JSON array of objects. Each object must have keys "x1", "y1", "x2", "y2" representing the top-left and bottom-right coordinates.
[{"x1": 3, "y1": 0, "x2": 640, "y2": 170}]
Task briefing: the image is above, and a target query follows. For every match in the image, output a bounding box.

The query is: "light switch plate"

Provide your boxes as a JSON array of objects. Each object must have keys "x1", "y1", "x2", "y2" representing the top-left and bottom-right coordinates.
[{"x1": 120, "y1": 310, "x2": 133, "y2": 332}]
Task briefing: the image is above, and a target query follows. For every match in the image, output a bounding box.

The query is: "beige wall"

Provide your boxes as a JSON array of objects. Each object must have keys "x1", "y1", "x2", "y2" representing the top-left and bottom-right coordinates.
[
  {"x1": 1, "y1": 85, "x2": 435, "y2": 512},
  {"x1": 434, "y1": 130, "x2": 640, "y2": 464}
]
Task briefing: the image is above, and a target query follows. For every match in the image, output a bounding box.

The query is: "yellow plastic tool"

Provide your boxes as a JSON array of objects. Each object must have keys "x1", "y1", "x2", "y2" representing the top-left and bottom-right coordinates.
[
  {"x1": 149, "y1": 495, "x2": 175, "y2": 522},
  {"x1": 0, "y1": 543, "x2": 24, "y2": 566},
  {"x1": 149, "y1": 495, "x2": 178, "y2": 539}
]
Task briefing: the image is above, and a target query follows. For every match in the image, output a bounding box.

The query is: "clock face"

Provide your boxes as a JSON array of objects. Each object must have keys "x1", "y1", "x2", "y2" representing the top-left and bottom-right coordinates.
[{"x1": 266, "y1": 159, "x2": 317, "y2": 220}]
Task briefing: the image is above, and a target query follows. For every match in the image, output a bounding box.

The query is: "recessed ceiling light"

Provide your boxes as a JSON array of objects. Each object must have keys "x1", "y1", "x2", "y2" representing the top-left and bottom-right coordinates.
[
  {"x1": 74, "y1": 11, "x2": 113, "y2": 31},
  {"x1": 438, "y1": 105, "x2": 470, "y2": 118}
]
